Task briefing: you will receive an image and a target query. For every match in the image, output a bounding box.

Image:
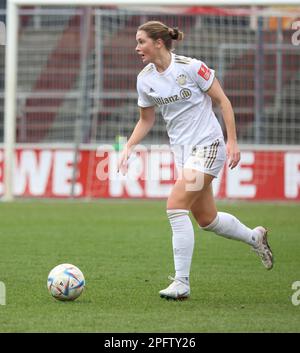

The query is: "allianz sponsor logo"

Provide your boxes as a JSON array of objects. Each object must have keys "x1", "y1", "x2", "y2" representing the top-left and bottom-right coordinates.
[{"x1": 152, "y1": 88, "x2": 192, "y2": 106}]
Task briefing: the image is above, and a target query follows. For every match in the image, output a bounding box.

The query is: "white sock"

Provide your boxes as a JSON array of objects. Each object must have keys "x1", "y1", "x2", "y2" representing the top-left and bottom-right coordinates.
[
  {"x1": 167, "y1": 209, "x2": 194, "y2": 282},
  {"x1": 201, "y1": 212, "x2": 257, "y2": 246}
]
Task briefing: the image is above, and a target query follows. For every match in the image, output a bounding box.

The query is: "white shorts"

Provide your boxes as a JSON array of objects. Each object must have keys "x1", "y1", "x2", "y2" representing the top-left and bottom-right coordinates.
[{"x1": 173, "y1": 139, "x2": 226, "y2": 178}]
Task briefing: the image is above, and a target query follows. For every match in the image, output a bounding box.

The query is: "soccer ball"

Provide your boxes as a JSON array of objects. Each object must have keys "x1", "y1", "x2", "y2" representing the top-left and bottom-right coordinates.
[{"x1": 47, "y1": 263, "x2": 85, "y2": 301}]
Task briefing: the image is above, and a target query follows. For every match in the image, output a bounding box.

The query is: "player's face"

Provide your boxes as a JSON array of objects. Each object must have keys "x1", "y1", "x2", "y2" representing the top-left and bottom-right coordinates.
[{"x1": 136, "y1": 30, "x2": 157, "y2": 64}]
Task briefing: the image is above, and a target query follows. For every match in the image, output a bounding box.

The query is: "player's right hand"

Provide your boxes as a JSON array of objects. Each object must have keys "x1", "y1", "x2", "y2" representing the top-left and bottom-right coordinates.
[{"x1": 117, "y1": 145, "x2": 131, "y2": 175}]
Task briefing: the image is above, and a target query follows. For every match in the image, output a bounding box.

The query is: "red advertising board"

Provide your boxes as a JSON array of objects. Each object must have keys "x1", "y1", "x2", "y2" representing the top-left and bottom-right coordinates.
[{"x1": 0, "y1": 147, "x2": 299, "y2": 200}]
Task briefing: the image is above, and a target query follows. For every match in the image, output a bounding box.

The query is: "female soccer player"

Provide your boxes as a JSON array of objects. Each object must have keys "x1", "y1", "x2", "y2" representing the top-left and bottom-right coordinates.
[{"x1": 118, "y1": 21, "x2": 273, "y2": 300}]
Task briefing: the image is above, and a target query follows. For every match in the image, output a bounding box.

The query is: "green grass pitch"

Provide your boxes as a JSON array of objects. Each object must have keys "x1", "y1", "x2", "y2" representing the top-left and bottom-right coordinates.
[{"x1": 0, "y1": 200, "x2": 299, "y2": 332}]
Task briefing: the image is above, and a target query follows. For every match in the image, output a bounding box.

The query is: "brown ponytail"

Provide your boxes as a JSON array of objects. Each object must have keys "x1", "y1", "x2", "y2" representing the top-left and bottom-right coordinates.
[
  {"x1": 138, "y1": 21, "x2": 184, "y2": 50},
  {"x1": 168, "y1": 27, "x2": 184, "y2": 41}
]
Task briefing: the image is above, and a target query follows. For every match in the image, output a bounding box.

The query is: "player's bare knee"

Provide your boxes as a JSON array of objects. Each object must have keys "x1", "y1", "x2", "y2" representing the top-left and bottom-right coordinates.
[
  {"x1": 194, "y1": 214, "x2": 217, "y2": 228},
  {"x1": 167, "y1": 194, "x2": 195, "y2": 210},
  {"x1": 167, "y1": 199, "x2": 188, "y2": 210},
  {"x1": 198, "y1": 219, "x2": 213, "y2": 228}
]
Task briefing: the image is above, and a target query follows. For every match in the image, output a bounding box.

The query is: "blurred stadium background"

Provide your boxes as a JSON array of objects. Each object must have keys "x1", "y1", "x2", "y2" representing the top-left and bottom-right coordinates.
[
  {"x1": 1, "y1": 1, "x2": 300, "y2": 199},
  {"x1": 0, "y1": 1, "x2": 300, "y2": 334}
]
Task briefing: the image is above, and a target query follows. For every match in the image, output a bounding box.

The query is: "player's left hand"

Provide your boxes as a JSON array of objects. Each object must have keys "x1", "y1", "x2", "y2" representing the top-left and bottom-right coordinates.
[{"x1": 226, "y1": 140, "x2": 240, "y2": 169}]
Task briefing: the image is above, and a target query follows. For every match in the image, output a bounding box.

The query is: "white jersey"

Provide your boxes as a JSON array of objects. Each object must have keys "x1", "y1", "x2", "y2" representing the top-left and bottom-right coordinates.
[{"x1": 137, "y1": 53, "x2": 224, "y2": 148}]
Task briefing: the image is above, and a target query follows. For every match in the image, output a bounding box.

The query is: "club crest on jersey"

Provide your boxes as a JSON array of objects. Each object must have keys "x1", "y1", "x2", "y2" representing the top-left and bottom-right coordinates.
[
  {"x1": 176, "y1": 74, "x2": 187, "y2": 86},
  {"x1": 180, "y1": 88, "x2": 192, "y2": 100},
  {"x1": 198, "y1": 64, "x2": 211, "y2": 81}
]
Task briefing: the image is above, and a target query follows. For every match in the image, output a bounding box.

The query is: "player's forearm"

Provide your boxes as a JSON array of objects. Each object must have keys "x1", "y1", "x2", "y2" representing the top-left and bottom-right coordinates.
[
  {"x1": 126, "y1": 117, "x2": 154, "y2": 149},
  {"x1": 220, "y1": 99, "x2": 238, "y2": 142}
]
